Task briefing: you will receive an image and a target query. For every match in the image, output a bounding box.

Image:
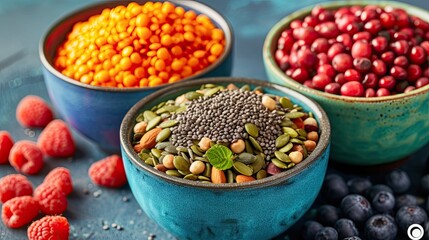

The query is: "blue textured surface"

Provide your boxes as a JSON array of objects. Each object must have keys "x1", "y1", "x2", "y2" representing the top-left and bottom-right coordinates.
[{"x1": 0, "y1": 0, "x2": 428, "y2": 240}]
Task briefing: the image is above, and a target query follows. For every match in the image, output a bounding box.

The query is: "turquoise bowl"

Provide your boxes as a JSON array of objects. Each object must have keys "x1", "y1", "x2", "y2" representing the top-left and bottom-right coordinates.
[
  {"x1": 120, "y1": 78, "x2": 331, "y2": 240},
  {"x1": 263, "y1": 1, "x2": 429, "y2": 165},
  {"x1": 39, "y1": 0, "x2": 233, "y2": 152}
]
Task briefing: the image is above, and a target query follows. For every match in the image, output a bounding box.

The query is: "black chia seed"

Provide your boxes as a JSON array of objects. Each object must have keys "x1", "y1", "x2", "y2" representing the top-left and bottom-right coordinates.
[{"x1": 170, "y1": 89, "x2": 283, "y2": 155}]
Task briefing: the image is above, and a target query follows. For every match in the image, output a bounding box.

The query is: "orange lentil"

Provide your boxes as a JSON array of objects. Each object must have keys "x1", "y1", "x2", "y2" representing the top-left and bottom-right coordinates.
[{"x1": 54, "y1": 1, "x2": 225, "y2": 88}]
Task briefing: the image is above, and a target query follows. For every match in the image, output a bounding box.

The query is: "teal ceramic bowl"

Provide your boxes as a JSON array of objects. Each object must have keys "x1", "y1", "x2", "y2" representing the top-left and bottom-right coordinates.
[
  {"x1": 263, "y1": 1, "x2": 429, "y2": 166},
  {"x1": 39, "y1": 0, "x2": 233, "y2": 152},
  {"x1": 120, "y1": 78, "x2": 331, "y2": 240}
]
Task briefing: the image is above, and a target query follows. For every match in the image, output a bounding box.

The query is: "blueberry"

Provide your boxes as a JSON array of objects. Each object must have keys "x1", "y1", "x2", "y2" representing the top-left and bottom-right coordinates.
[
  {"x1": 421, "y1": 174, "x2": 429, "y2": 196},
  {"x1": 343, "y1": 237, "x2": 362, "y2": 240},
  {"x1": 314, "y1": 227, "x2": 338, "y2": 240},
  {"x1": 322, "y1": 174, "x2": 349, "y2": 204},
  {"x1": 366, "y1": 184, "x2": 393, "y2": 200},
  {"x1": 372, "y1": 191, "x2": 395, "y2": 214},
  {"x1": 395, "y1": 194, "x2": 417, "y2": 210},
  {"x1": 385, "y1": 169, "x2": 411, "y2": 194},
  {"x1": 302, "y1": 220, "x2": 324, "y2": 240},
  {"x1": 364, "y1": 214, "x2": 397, "y2": 240},
  {"x1": 347, "y1": 177, "x2": 372, "y2": 195},
  {"x1": 395, "y1": 205, "x2": 428, "y2": 234},
  {"x1": 317, "y1": 205, "x2": 341, "y2": 226},
  {"x1": 334, "y1": 218, "x2": 359, "y2": 239},
  {"x1": 340, "y1": 194, "x2": 373, "y2": 226}
]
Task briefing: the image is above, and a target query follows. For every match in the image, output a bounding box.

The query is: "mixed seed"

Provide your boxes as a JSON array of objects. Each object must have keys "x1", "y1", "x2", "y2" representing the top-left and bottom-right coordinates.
[{"x1": 132, "y1": 83, "x2": 320, "y2": 183}]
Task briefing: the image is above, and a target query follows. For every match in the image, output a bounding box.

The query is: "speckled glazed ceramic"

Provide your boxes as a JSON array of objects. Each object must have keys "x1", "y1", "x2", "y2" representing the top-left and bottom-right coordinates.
[
  {"x1": 40, "y1": 0, "x2": 233, "y2": 152},
  {"x1": 120, "y1": 78, "x2": 331, "y2": 240},
  {"x1": 263, "y1": 1, "x2": 429, "y2": 165}
]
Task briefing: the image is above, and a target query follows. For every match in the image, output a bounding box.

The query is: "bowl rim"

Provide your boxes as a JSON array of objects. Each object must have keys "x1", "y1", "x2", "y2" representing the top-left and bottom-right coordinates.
[
  {"x1": 120, "y1": 77, "x2": 331, "y2": 190},
  {"x1": 39, "y1": 0, "x2": 234, "y2": 93},
  {"x1": 263, "y1": 0, "x2": 429, "y2": 103}
]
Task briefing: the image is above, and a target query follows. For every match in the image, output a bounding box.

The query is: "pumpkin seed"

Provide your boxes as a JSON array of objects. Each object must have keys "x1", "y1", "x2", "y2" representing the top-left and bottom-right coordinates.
[
  {"x1": 281, "y1": 118, "x2": 295, "y2": 127},
  {"x1": 155, "y1": 142, "x2": 171, "y2": 150},
  {"x1": 233, "y1": 162, "x2": 253, "y2": 176},
  {"x1": 251, "y1": 154, "x2": 265, "y2": 173},
  {"x1": 290, "y1": 138, "x2": 304, "y2": 144},
  {"x1": 253, "y1": 86, "x2": 262, "y2": 93},
  {"x1": 275, "y1": 134, "x2": 290, "y2": 148},
  {"x1": 237, "y1": 152, "x2": 257, "y2": 164},
  {"x1": 272, "y1": 158, "x2": 288, "y2": 169},
  {"x1": 191, "y1": 145, "x2": 204, "y2": 156},
  {"x1": 279, "y1": 97, "x2": 293, "y2": 109},
  {"x1": 157, "y1": 101, "x2": 166, "y2": 109},
  {"x1": 226, "y1": 169, "x2": 234, "y2": 183},
  {"x1": 178, "y1": 169, "x2": 191, "y2": 176},
  {"x1": 282, "y1": 127, "x2": 298, "y2": 137},
  {"x1": 203, "y1": 83, "x2": 217, "y2": 89},
  {"x1": 188, "y1": 148, "x2": 194, "y2": 160},
  {"x1": 159, "y1": 120, "x2": 178, "y2": 128},
  {"x1": 198, "y1": 176, "x2": 211, "y2": 181},
  {"x1": 151, "y1": 149, "x2": 162, "y2": 159},
  {"x1": 274, "y1": 151, "x2": 291, "y2": 163},
  {"x1": 173, "y1": 156, "x2": 190, "y2": 171},
  {"x1": 143, "y1": 110, "x2": 157, "y2": 122},
  {"x1": 245, "y1": 140, "x2": 254, "y2": 154},
  {"x1": 166, "y1": 170, "x2": 182, "y2": 177},
  {"x1": 240, "y1": 85, "x2": 250, "y2": 91},
  {"x1": 184, "y1": 174, "x2": 198, "y2": 180},
  {"x1": 133, "y1": 133, "x2": 143, "y2": 141},
  {"x1": 298, "y1": 136, "x2": 307, "y2": 141},
  {"x1": 151, "y1": 157, "x2": 159, "y2": 165},
  {"x1": 155, "y1": 107, "x2": 167, "y2": 115},
  {"x1": 279, "y1": 142, "x2": 294, "y2": 153},
  {"x1": 145, "y1": 158, "x2": 154, "y2": 166},
  {"x1": 204, "y1": 87, "x2": 220, "y2": 96},
  {"x1": 287, "y1": 163, "x2": 296, "y2": 168},
  {"x1": 138, "y1": 152, "x2": 151, "y2": 161},
  {"x1": 276, "y1": 110, "x2": 286, "y2": 115},
  {"x1": 180, "y1": 152, "x2": 189, "y2": 161},
  {"x1": 156, "y1": 128, "x2": 171, "y2": 142},
  {"x1": 185, "y1": 91, "x2": 203, "y2": 100},
  {"x1": 146, "y1": 116, "x2": 161, "y2": 131},
  {"x1": 176, "y1": 106, "x2": 187, "y2": 113},
  {"x1": 176, "y1": 146, "x2": 188, "y2": 152},
  {"x1": 165, "y1": 145, "x2": 178, "y2": 154},
  {"x1": 302, "y1": 145, "x2": 308, "y2": 158},
  {"x1": 249, "y1": 136, "x2": 262, "y2": 152},
  {"x1": 136, "y1": 113, "x2": 144, "y2": 122},
  {"x1": 256, "y1": 169, "x2": 267, "y2": 180},
  {"x1": 285, "y1": 111, "x2": 305, "y2": 119},
  {"x1": 203, "y1": 163, "x2": 211, "y2": 178},
  {"x1": 163, "y1": 105, "x2": 180, "y2": 113},
  {"x1": 245, "y1": 123, "x2": 259, "y2": 138},
  {"x1": 194, "y1": 156, "x2": 207, "y2": 162},
  {"x1": 296, "y1": 129, "x2": 307, "y2": 138}
]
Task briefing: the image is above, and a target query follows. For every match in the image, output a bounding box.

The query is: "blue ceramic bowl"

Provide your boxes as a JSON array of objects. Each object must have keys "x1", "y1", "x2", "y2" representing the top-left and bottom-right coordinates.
[
  {"x1": 120, "y1": 78, "x2": 331, "y2": 240},
  {"x1": 39, "y1": 0, "x2": 233, "y2": 152},
  {"x1": 263, "y1": 1, "x2": 429, "y2": 165}
]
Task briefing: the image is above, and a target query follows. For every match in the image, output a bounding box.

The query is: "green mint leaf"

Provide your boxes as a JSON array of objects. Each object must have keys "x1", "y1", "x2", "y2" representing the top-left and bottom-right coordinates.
[{"x1": 206, "y1": 144, "x2": 233, "y2": 170}]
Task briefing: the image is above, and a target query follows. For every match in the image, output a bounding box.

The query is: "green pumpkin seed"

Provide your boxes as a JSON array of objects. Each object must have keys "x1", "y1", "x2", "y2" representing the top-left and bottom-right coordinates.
[
  {"x1": 245, "y1": 140, "x2": 254, "y2": 154},
  {"x1": 251, "y1": 154, "x2": 265, "y2": 173},
  {"x1": 203, "y1": 163, "x2": 211, "y2": 178},
  {"x1": 302, "y1": 145, "x2": 308, "y2": 159},
  {"x1": 178, "y1": 169, "x2": 191, "y2": 176},
  {"x1": 290, "y1": 138, "x2": 304, "y2": 144},
  {"x1": 165, "y1": 145, "x2": 178, "y2": 154},
  {"x1": 256, "y1": 169, "x2": 267, "y2": 180},
  {"x1": 180, "y1": 152, "x2": 189, "y2": 161},
  {"x1": 143, "y1": 110, "x2": 157, "y2": 122},
  {"x1": 274, "y1": 151, "x2": 291, "y2": 163},
  {"x1": 166, "y1": 170, "x2": 182, "y2": 177},
  {"x1": 245, "y1": 123, "x2": 259, "y2": 138},
  {"x1": 296, "y1": 129, "x2": 307, "y2": 138},
  {"x1": 282, "y1": 127, "x2": 298, "y2": 138},
  {"x1": 159, "y1": 120, "x2": 178, "y2": 128},
  {"x1": 275, "y1": 134, "x2": 290, "y2": 148},
  {"x1": 176, "y1": 106, "x2": 187, "y2": 113},
  {"x1": 176, "y1": 146, "x2": 188, "y2": 152},
  {"x1": 156, "y1": 128, "x2": 171, "y2": 142},
  {"x1": 184, "y1": 174, "x2": 198, "y2": 180},
  {"x1": 157, "y1": 101, "x2": 166, "y2": 109},
  {"x1": 237, "y1": 152, "x2": 257, "y2": 164},
  {"x1": 136, "y1": 113, "x2": 144, "y2": 122},
  {"x1": 146, "y1": 116, "x2": 161, "y2": 131},
  {"x1": 138, "y1": 152, "x2": 151, "y2": 161},
  {"x1": 197, "y1": 176, "x2": 210, "y2": 181},
  {"x1": 188, "y1": 148, "x2": 194, "y2": 160},
  {"x1": 279, "y1": 97, "x2": 293, "y2": 109},
  {"x1": 155, "y1": 107, "x2": 167, "y2": 115},
  {"x1": 272, "y1": 158, "x2": 288, "y2": 169},
  {"x1": 240, "y1": 85, "x2": 250, "y2": 91},
  {"x1": 248, "y1": 136, "x2": 262, "y2": 152},
  {"x1": 233, "y1": 162, "x2": 253, "y2": 176},
  {"x1": 253, "y1": 86, "x2": 262, "y2": 93},
  {"x1": 133, "y1": 133, "x2": 143, "y2": 141},
  {"x1": 204, "y1": 87, "x2": 220, "y2": 96},
  {"x1": 160, "y1": 112, "x2": 170, "y2": 120},
  {"x1": 298, "y1": 136, "x2": 307, "y2": 141},
  {"x1": 287, "y1": 163, "x2": 296, "y2": 168},
  {"x1": 173, "y1": 156, "x2": 190, "y2": 171},
  {"x1": 185, "y1": 91, "x2": 203, "y2": 100},
  {"x1": 164, "y1": 105, "x2": 180, "y2": 112},
  {"x1": 279, "y1": 142, "x2": 294, "y2": 153},
  {"x1": 152, "y1": 157, "x2": 159, "y2": 165},
  {"x1": 194, "y1": 156, "x2": 207, "y2": 162},
  {"x1": 203, "y1": 83, "x2": 217, "y2": 89},
  {"x1": 191, "y1": 145, "x2": 204, "y2": 156},
  {"x1": 284, "y1": 112, "x2": 305, "y2": 119},
  {"x1": 281, "y1": 118, "x2": 294, "y2": 127},
  {"x1": 151, "y1": 149, "x2": 162, "y2": 159},
  {"x1": 155, "y1": 142, "x2": 171, "y2": 150},
  {"x1": 145, "y1": 158, "x2": 154, "y2": 166},
  {"x1": 226, "y1": 169, "x2": 234, "y2": 183}
]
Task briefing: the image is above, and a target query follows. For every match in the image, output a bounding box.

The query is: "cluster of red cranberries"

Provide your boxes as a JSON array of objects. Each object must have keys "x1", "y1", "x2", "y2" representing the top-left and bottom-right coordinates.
[{"x1": 275, "y1": 5, "x2": 429, "y2": 97}]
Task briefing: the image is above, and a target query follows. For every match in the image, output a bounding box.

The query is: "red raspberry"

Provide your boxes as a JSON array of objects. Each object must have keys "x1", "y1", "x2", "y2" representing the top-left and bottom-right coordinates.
[
  {"x1": 34, "y1": 184, "x2": 67, "y2": 215},
  {"x1": 43, "y1": 167, "x2": 73, "y2": 196},
  {"x1": 9, "y1": 140, "x2": 44, "y2": 175},
  {"x1": 0, "y1": 174, "x2": 33, "y2": 203},
  {"x1": 16, "y1": 95, "x2": 54, "y2": 128},
  {"x1": 1, "y1": 196, "x2": 39, "y2": 228},
  {"x1": 37, "y1": 120, "x2": 75, "y2": 158},
  {"x1": 0, "y1": 131, "x2": 14, "y2": 164},
  {"x1": 89, "y1": 154, "x2": 127, "y2": 188},
  {"x1": 28, "y1": 215, "x2": 69, "y2": 240}
]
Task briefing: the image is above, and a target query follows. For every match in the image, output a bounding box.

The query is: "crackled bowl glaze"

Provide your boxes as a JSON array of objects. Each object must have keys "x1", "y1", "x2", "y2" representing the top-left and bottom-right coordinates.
[
  {"x1": 120, "y1": 78, "x2": 331, "y2": 240},
  {"x1": 263, "y1": 1, "x2": 429, "y2": 165},
  {"x1": 39, "y1": 0, "x2": 233, "y2": 152}
]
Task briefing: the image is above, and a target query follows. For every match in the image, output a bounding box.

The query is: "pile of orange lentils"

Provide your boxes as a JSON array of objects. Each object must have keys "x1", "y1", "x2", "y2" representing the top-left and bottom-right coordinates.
[{"x1": 54, "y1": 1, "x2": 226, "y2": 88}]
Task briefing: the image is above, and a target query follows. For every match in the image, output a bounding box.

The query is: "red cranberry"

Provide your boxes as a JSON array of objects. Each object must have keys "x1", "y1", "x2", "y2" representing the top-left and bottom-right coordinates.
[
  {"x1": 424, "y1": 68, "x2": 429, "y2": 78},
  {"x1": 336, "y1": 14, "x2": 358, "y2": 32},
  {"x1": 303, "y1": 16, "x2": 319, "y2": 28},
  {"x1": 291, "y1": 68, "x2": 309, "y2": 83},
  {"x1": 344, "y1": 69, "x2": 361, "y2": 82},
  {"x1": 421, "y1": 41, "x2": 429, "y2": 55},
  {"x1": 335, "y1": 73, "x2": 346, "y2": 85},
  {"x1": 364, "y1": 20, "x2": 382, "y2": 35},
  {"x1": 318, "y1": 11, "x2": 335, "y2": 22},
  {"x1": 416, "y1": 77, "x2": 429, "y2": 88},
  {"x1": 390, "y1": 66, "x2": 407, "y2": 80},
  {"x1": 332, "y1": 53, "x2": 353, "y2": 72},
  {"x1": 380, "y1": 12, "x2": 396, "y2": 29},
  {"x1": 277, "y1": 55, "x2": 290, "y2": 71},
  {"x1": 345, "y1": 23, "x2": 361, "y2": 35},
  {"x1": 296, "y1": 49, "x2": 317, "y2": 67},
  {"x1": 285, "y1": 69, "x2": 293, "y2": 76},
  {"x1": 353, "y1": 31, "x2": 371, "y2": 42},
  {"x1": 409, "y1": 46, "x2": 427, "y2": 64},
  {"x1": 291, "y1": 40, "x2": 308, "y2": 53},
  {"x1": 381, "y1": 51, "x2": 395, "y2": 66},
  {"x1": 353, "y1": 57, "x2": 372, "y2": 73},
  {"x1": 393, "y1": 32, "x2": 409, "y2": 41},
  {"x1": 391, "y1": 40, "x2": 410, "y2": 56},
  {"x1": 290, "y1": 19, "x2": 303, "y2": 29},
  {"x1": 311, "y1": 38, "x2": 329, "y2": 53},
  {"x1": 317, "y1": 53, "x2": 329, "y2": 65},
  {"x1": 395, "y1": 11, "x2": 410, "y2": 28},
  {"x1": 324, "y1": 82, "x2": 341, "y2": 94},
  {"x1": 379, "y1": 76, "x2": 396, "y2": 90},
  {"x1": 393, "y1": 56, "x2": 409, "y2": 67},
  {"x1": 311, "y1": 5, "x2": 326, "y2": 18},
  {"x1": 365, "y1": 88, "x2": 376, "y2": 97},
  {"x1": 340, "y1": 81, "x2": 364, "y2": 97},
  {"x1": 327, "y1": 43, "x2": 346, "y2": 60},
  {"x1": 364, "y1": 5, "x2": 382, "y2": 13},
  {"x1": 360, "y1": 9, "x2": 377, "y2": 22},
  {"x1": 315, "y1": 22, "x2": 339, "y2": 38},
  {"x1": 400, "y1": 28, "x2": 413, "y2": 39},
  {"x1": 362, "y1": 73, "x2": 378, "y2": 88},
  {"x1": 312, "y1": 74, "x2": 332, "y2": 90},
  {"x1": 336, "y1": 34, "x2": 353, "y2": 49},
  {"x1": 303, "y1": 80, "x2": 315, "y2": 89},
  {"x1": 350, "y1": 6, "x2": 363, "y2": 15},
  {"x1": 404, "y1": 86, "x2": 416, "y2": 92},
  {"x1": 372, "y1": 59, "x2": 387, "y2": 76},
  {"x1": 371, "y1": 36, "x2": 388, "y2": 53},
  {"x1": 351, "y1": 40, "x2": 372, "y2": 58},
  {"x1": 376, "y1": 88, "x2": 391, "y2": 97},
  {"x1": 277, "y1": 35, "x2": 294, "y2": 53},
  {"x1": 395, "y1": 81, "x2": 409, "y2": 93},
  {"x1": 293, "y1": 27, "x2": 319, "y2": 45},
  {"x1": 412, "y1": 16, "x2": 429, "y2": 31},
  {"x1": 335, "y1": 7, "x2": 351, "y2": 19},
  {"x1": 407, "y1": 64, "x2": 422, "y2": 82},
  {"x1": 317, "y1": 64, "x2": 336, "y2": 78}
]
